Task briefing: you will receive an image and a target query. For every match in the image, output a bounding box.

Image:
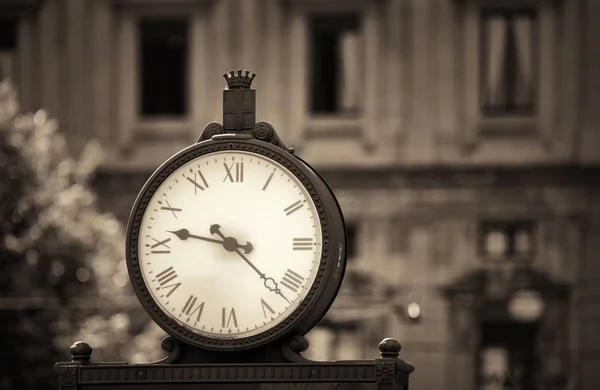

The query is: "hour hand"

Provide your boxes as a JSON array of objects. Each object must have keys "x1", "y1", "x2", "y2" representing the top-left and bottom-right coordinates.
[{"x1": 209, "y1": 224, "x2": 253, "y2": 254}]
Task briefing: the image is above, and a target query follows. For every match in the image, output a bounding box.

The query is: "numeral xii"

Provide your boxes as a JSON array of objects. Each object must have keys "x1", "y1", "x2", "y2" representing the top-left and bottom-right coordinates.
[{"x1": 223, "y1": 162, "x2": 243, "y2": 183}]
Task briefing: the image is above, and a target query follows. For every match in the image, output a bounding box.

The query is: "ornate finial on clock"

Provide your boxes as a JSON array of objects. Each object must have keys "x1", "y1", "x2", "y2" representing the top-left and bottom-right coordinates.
[
  {"x1": 222, "y1": 69, "x2": 256, "y2": 131},
  {"x1": 223, "y1": 69, "x2": 256, "y2": 90}
]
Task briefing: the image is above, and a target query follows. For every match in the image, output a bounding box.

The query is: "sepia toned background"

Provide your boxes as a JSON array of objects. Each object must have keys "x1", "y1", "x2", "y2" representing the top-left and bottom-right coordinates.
[{"x1": 1, "y1": 0, "x2": 600, "y2": 389}]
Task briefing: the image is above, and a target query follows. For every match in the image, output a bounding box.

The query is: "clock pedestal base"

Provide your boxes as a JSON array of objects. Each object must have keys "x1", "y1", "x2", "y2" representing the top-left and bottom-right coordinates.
[{"x1": 54, "y1": 337, "x2": 414, "y2": 390}]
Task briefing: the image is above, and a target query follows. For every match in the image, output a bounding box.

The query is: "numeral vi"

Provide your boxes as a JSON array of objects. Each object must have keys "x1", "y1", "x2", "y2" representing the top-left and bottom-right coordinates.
[{"x1": 222, "y1": 308, "x2": 238, "y2": 328}]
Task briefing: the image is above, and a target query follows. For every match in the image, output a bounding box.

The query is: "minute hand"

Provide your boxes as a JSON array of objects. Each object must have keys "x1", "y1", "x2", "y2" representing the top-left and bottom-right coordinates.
[{"x1": 233, "y1": 248, "x2": 291, "y2": 304}]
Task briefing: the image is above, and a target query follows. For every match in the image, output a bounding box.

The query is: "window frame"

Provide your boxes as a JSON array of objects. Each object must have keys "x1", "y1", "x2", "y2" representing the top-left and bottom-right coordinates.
[
  {"x1": 285, "y1": 0, "x2": 381, "y2": 149},
  {"x1": 479, "y1": 220, "x2": 536, "y2": 262},
  {"x1": 114, "y1": 0, "x2": 212, "y2": 152},
  {"x1": 308, "y1": 12, "x2": 363, "y2": 117},
  {"x1": 479, "y1": 8, "x2": 539, "y2": 117},
  {"x1": 458, "y1": 0, "x2": 558, "y2": 150},
  {"x1": 138, "y1": 18, "x2": 190, "y2": 119}
]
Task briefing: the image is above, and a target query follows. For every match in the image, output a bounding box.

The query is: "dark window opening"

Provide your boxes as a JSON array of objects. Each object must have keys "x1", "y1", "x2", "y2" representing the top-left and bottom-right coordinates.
[
  {"x1": 478, "y1": 322, "x2": 539, "y2": 390},
  {"x1": 480, "y1": 221, "x2": 535, "y2": 259},
  {"x1": 309, "y1": 13, "x2": 361, "y2": 115},
  {"x1": 0, "y1": 18, "x2": 17, "y2": 50},
  {"x1": 480, "y1": 10, "x2": 537, "y2": 116},
  {"x1": 346, "y1": 222, "x2": 358, "y2": 260},
  {"x1": 0, "y1": 18, "x2": 18, "y2": 81},
  {"x1": 139, "y1": 19, "x2": 188, "y2": 117}
]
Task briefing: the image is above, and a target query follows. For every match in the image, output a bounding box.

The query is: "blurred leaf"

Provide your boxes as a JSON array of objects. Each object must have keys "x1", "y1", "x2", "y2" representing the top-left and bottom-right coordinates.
[{"x1": 0, "y1": 80, "x2": 164, "y2": 390}]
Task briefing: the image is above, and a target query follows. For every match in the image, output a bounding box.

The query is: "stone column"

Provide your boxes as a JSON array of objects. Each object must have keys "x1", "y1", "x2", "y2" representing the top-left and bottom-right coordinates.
[
  {"x1": 385, "y1": 0, "x2": 403, "y2": 152},
  {"x1": 190, "y1": 8, "x2": 209, "y2": 140},
  {"x1": 435, "y1": 0, "x2": 457, "y2": 145},
  {"x1": 39, "y1": 0, "x2": 60, "y2": 118},
  {"x1": 66, "y1": 0, "x2": 87, "y2": 148},
  {"x1": 211, "y1": 0, "x2": 234, "y2": 121},
  {"x1": 406, "y1": 0, "x2": 435, "y2": 163},
  {"x1": 448, "y1": 294, "x2": 478, "y2": 390},
  {"x1": 558, "y1": 0, "x2": 581, "y2": 155},
  {"x1": 17, "y1": 15, "x2": 35, "y2": 112},
  {"x1": 91, "y1": 0, "x2": 113, "y2": 142},
  {"x1": 461, "y1": 2, "x2": 479, "y2": 150},
  {"x1": 580, "y1": 0, "x2": 600, "y2": 162},
  {"x1": 362, "y1": 2, "x2": 380, "y2": 151},
  {"x1": 287, "y1": 10, "x2": 307, "y2": 148},
  {"x1": 538, "y1": 1, "x2": 558, "y2": 149},
  {"x1": 116, "y1": 8, "x2": 136, "y2": 152},
  {"x1": 240, "y1": 0, "x2": 260, "y2": 73},
  {"x1": 262, "y1": 0, "x2": 284, "y2": 130}
]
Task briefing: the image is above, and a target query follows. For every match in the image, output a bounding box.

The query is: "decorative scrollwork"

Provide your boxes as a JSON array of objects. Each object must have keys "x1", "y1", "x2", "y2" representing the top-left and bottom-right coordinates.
[
  {"x1": 55, "y1": 364, "x2": 78, "y2": 386},
  {"x1": 149, "y1": 336, "x2": 184, "y2": 365},
  {"x1": 375, "y1": 361, "x2": 396, "y2": 382},
  {"x1": 252, "y1": 122, "x2": 274, "y2": 142},
  {"x1": 281, "y1": 335, "x2": 311, "y2": 363},
  {"x1": 198, "y1": 122, "x2": 224, "y2": 142}
]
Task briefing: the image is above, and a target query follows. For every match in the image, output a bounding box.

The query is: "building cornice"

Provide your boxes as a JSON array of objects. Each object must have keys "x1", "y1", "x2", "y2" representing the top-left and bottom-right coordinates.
[{"x1": 94, "y1": 164, "x2": 600, "y2": 190}]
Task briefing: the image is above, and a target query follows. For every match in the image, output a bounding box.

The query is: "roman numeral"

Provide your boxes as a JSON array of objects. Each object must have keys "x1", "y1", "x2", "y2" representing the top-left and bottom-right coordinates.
[
  {"x1": 260, "y1": 298, "x2": 275, "y2": 319},
  {"x1": 186, "y1": 168, "x2": 209, "y2": 193},
  {"x1": 158, "y1": 200, "x2": 181, "y2": 219},
  {"x1": 284, "y1": 200, "x2": 304, "y2": 216},
  {"x1": 262, "y1": 169, "x2": 275, "y2": 191},
  {"x1": 281, "y1": 269, "x2": 305, "y2": 293},
  {"x1": 293, "y1": 238, "x2": 313, "y2": 251},
  {"x1": 146, "y1": 237, "x2": 171, "y2": 254},
  {"x1": 222, "y1": 307, "x2": 238, "y2": 328},
  {"x1": 155, "y1": 267, "x2": 180, "y2": 297},
  {"x1": 223, "y1": 162, "x2": 244, "y2": 183},
  {"x1": 180, "y1": 295, "x2": 205, "y2": 325}
]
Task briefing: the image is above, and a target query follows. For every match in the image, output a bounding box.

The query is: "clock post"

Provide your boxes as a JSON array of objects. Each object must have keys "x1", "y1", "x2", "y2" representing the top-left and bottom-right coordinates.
[
  {"x1": 54, "y1": 71, "x2": 415, "y2": 390},
  {"x1": 222, "y1": 69, "x2": 256, "y2": 131}
]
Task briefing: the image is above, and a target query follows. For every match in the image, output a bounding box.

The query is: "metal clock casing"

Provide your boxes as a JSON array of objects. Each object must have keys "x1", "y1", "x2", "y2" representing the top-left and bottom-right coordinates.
[{"x1": 125, "y1": 137, "x2": 347, "y2": 352}]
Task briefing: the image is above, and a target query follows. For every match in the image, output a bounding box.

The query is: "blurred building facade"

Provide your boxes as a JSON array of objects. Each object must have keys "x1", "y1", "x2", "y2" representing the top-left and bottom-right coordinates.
[{"x1": 2, "y1": 0, "x2": 600, "y2": 389}]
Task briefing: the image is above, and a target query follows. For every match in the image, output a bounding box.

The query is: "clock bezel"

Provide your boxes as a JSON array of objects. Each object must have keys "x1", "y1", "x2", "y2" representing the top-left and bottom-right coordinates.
[{"x1": 126, "y1": 137, "x2": 347, "y2": 351}]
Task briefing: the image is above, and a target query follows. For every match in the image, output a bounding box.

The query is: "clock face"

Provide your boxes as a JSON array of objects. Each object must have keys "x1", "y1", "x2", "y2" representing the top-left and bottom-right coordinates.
[{"x1": 137, "y1": 150, "x2": 323, "y2": 339}]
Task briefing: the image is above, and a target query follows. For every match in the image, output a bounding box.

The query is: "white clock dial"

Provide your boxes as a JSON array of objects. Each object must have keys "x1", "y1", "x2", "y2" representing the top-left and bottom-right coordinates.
[{"x1": 138, "y1": 150, "x2": 323, "y2": 339}]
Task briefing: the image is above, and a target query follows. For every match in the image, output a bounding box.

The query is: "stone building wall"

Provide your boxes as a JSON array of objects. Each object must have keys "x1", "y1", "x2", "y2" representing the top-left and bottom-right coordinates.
[{"x1": 2, "y1": 0, "x2": 600, "y2": 389}]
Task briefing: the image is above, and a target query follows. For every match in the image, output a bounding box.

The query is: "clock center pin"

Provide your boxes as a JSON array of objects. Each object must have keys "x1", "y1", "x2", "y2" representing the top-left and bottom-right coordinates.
[{"x1": 222, "y1": 237, "x2": 238, "y2": 252}]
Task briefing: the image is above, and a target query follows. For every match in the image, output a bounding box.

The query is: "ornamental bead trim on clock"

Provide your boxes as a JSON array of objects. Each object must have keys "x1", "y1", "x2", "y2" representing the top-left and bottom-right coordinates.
[{"x1": 138, "y1": 151, "x2": 323, "y2": 339}]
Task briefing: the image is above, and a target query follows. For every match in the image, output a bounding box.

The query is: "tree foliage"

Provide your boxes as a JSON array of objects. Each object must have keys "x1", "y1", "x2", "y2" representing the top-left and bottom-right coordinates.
[{"x1": 0, "y1": 80, "x2": 164, "y2": 390}]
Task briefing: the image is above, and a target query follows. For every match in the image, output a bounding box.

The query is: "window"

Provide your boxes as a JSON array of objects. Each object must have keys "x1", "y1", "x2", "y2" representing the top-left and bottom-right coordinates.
[
  {"x1": 139, "y1": 19, "x2": 188, "y2": 117},
  {"x1": 478, "y1": 323, "x2": 538, "y2": 390},
  {"x1": 480, "y1": 221, "x2": 535, "y2": 259},
  {"x1": 0, "y1": 18, "x2": 17, "y2": 81},
  {"x1": 346, "y1": 222, "x2": 358, "y2": 261},
  {"x1": 480, "y1": 10, "x2": 537, "y2": 116},
  {"x1": 309, "y1": 13, "x2": 362, "y2": 116}
]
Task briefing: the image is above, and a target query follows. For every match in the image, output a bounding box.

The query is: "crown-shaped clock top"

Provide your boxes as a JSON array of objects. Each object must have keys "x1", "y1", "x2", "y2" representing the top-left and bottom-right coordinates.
[{"x1": 223, "y1": 69, "x2": 256, "y2": 90}]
